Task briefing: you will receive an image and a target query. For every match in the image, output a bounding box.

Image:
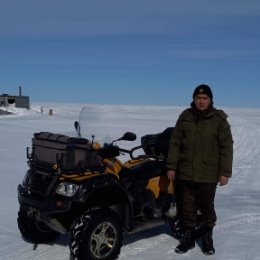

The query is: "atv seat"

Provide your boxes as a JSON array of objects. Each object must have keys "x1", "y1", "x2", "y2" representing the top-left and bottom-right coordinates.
[{"x1": 119, "y1": 160, "x2": 166, "y2": 181}]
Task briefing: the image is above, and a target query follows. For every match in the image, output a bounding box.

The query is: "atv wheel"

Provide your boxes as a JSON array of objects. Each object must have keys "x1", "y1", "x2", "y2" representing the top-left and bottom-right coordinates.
[
  {"x1": 70, "y1": 209, "x2": 123, "y2": 260},
  {"x1": 17, "y1": 207, "x2": 59, "y2": 244}
]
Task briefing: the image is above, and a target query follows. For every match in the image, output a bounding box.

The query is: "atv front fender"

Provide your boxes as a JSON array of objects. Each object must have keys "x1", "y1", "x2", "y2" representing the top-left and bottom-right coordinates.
[{"x1": 84, "y1": 183, "x2": 134, "y2": 231}]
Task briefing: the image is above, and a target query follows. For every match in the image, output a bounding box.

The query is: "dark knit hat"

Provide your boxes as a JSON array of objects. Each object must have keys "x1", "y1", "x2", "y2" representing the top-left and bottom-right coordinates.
[{"x1": 192, "y1": 84, "x2": 213, "y2": 100}]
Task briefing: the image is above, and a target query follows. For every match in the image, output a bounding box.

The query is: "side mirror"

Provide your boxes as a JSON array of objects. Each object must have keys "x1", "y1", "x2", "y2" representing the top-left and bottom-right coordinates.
[
  {"x1": 112, "y1": 132, "x2": 136, "y2": 144},
  {"x1": 121, "y1": 132, "x2": 136, "y2": 141}
]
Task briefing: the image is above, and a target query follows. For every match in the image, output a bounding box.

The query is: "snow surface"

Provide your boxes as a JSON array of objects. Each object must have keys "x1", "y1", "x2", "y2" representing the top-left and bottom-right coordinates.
[{"x1": 1, "y1": 103, "x2": 260, "y2": 260}]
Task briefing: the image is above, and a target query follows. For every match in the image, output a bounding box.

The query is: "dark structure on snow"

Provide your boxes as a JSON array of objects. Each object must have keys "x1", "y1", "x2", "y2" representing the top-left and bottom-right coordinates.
[{"x1": 0, "y1": 86, "x2": 30, "y2": 110}]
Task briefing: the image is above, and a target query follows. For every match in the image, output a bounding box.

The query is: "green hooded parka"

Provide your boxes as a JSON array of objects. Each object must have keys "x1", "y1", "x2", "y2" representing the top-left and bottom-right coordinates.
[{"x1": 166, "y1": 106, "x2": 233, "y2": 183}]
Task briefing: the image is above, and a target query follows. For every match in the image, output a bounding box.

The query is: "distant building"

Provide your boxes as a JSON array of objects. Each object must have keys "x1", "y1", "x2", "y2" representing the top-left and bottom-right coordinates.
[{"x1": 0, "y1": 86, "x2": 30, "y2": 109}]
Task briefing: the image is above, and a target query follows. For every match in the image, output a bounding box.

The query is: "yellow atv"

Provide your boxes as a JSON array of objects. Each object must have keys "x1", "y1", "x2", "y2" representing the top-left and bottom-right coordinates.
[{"x1": 17, "y1": 107, "x2": 177, "y2": 260}]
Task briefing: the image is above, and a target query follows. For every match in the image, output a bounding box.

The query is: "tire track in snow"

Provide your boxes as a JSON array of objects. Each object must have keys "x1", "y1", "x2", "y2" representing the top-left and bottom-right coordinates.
[
  {"x1": 0, "y1": 241, "x2": 70, "y2": 260},
  {"x1": 119, "y1": 212, "x2": 260, "y2": 259},
  {"x1": 215, "y1": 213, "x2": 260, "y2": 233},
  {"x1": 0, "y1": 230, "x2": 70, "y2": 260},
  {"x1": 119, "y1": 226, "x2": 175, "y2": 259}
]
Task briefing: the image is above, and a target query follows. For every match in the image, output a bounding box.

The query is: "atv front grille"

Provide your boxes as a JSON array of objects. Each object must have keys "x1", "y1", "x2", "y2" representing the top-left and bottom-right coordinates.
[{"x1": 28, "y1": 170, "x2": 58, "y2": 196}]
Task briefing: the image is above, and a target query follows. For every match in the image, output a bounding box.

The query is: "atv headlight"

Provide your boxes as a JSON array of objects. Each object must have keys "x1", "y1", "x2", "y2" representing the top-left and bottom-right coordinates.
[{"x1": 56, "y1": 182, "x2": 79, "y2": 197}]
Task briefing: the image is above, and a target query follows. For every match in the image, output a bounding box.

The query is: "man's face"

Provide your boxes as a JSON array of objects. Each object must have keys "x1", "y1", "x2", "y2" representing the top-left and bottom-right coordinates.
[{"x1": 194, "y1": 94, "x2": 211, "y2": 111}]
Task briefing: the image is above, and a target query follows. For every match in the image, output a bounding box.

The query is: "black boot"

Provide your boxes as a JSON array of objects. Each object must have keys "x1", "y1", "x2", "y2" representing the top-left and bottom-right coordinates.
[
  {"x1": 201, "y1": 228, "x2": 215, "y2": 255},
  {"x1": 175, "y1": 228, "x2": 195, "y2": 254}
]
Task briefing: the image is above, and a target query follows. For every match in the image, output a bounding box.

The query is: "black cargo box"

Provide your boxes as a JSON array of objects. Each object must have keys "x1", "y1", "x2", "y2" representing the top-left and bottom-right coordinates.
[{"x1": 32, "y1": 132, "x2": 92, "y2": 171}]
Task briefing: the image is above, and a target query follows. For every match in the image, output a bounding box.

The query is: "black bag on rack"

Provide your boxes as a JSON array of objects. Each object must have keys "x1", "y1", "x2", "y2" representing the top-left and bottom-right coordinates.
[{"x1": 32, "y1": 132, "x2": 100, "y2": 171}]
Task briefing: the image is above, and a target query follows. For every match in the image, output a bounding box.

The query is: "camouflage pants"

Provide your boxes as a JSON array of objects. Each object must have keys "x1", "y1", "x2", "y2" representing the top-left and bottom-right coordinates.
[{"x1": 178, "y1": 180, "x2": 217, "y2": 229}]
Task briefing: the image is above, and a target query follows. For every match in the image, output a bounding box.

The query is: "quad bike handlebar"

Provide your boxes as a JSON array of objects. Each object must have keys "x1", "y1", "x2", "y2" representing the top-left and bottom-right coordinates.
[
  {"x1": 99, "y1": 144, "x2": 153, "y2": 160},
  {"x1": 99, "y1": 142, "x2": 161, "y2": 161},
  {"x1": 96, "y1": 131, "x2": 163, "y2": 161},
  {"x1": 118, "y1": 145, "x2": 162, "y2": 160}
]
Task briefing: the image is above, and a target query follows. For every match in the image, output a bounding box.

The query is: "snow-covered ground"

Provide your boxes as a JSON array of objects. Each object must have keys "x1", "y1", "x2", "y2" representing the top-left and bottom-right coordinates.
[{"x1": 1, "y1": 103, "x2": 260, "y2": 260}]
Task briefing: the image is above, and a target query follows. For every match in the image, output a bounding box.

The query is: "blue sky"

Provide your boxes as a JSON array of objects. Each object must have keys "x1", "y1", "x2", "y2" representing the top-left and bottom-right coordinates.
[{"x1": 0, "y1": 0, "x2": 260, "y2": 107}]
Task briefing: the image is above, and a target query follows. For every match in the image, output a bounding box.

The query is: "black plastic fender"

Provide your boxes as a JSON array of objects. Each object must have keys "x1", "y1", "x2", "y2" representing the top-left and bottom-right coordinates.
[{"x1": 78, "y1": 175, "x2": 134, "y2": 231}]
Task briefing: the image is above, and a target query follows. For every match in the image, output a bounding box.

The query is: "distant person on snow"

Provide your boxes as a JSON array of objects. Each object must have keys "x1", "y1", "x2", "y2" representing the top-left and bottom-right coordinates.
[{"x1": 166, "y1": 84, "x2": 233, "y2": 255}]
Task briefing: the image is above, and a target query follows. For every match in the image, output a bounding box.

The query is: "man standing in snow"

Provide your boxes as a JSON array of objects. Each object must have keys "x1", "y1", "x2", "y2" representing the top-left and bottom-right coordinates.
[{"x1": 166, "y1": 84, "x2": 233, "y2": 255}]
